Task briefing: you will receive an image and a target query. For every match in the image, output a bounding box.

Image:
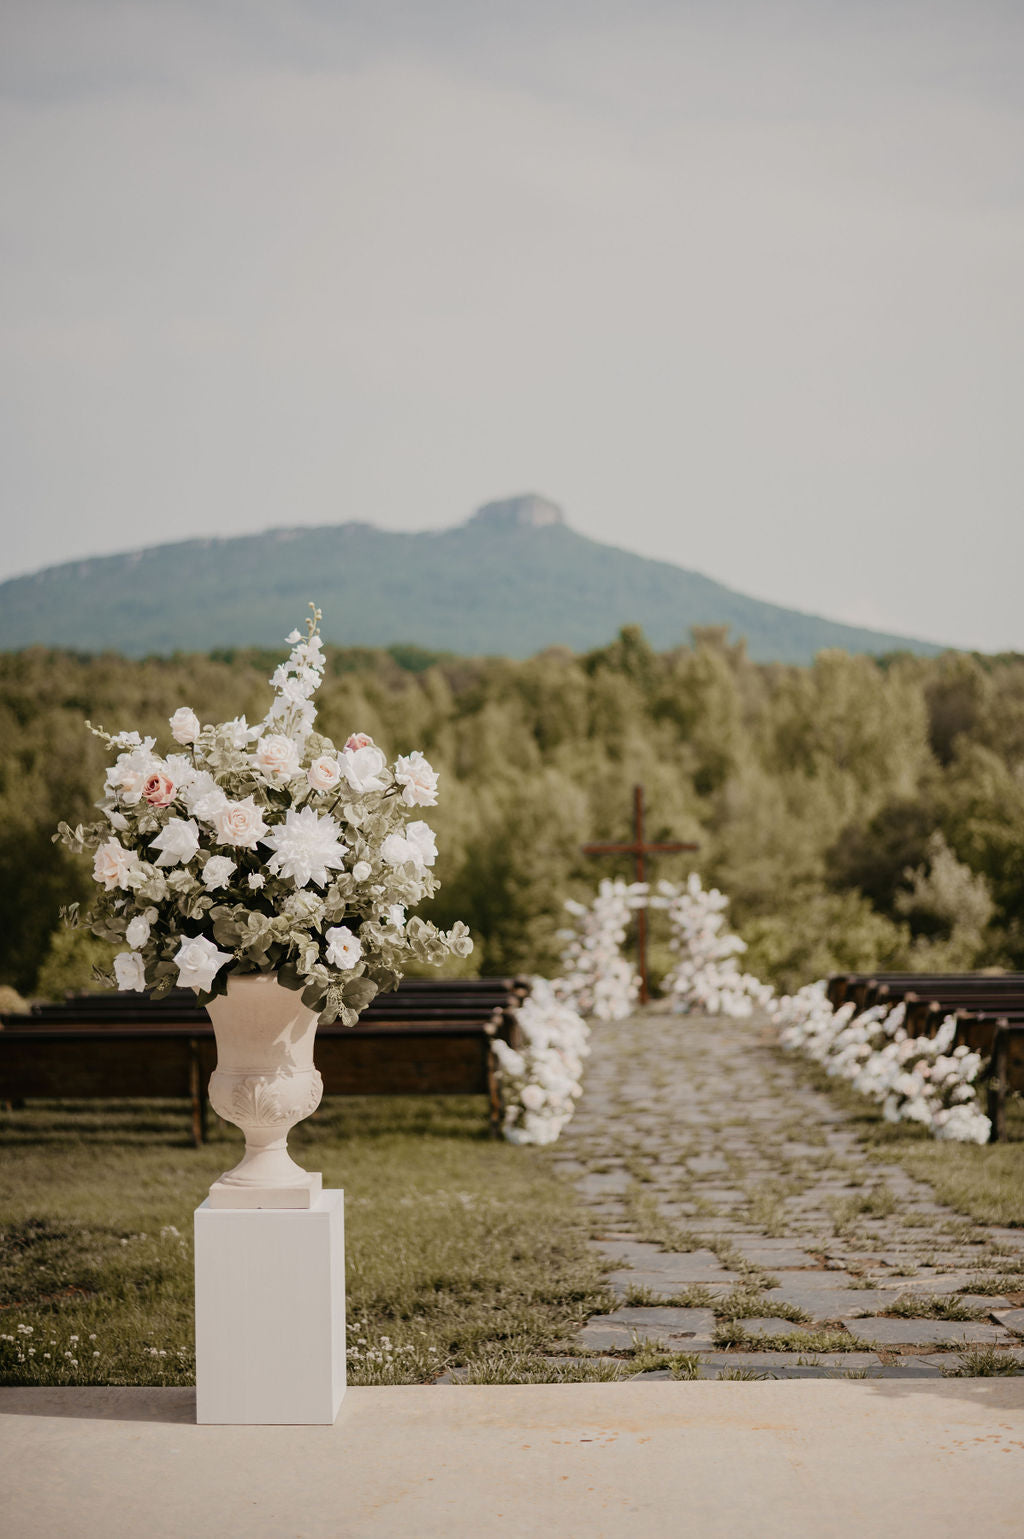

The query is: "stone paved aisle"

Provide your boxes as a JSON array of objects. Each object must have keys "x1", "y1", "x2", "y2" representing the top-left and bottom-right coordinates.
[{"x1": 554, "y1": 1009, "x2": 1024, "y2": 1379}]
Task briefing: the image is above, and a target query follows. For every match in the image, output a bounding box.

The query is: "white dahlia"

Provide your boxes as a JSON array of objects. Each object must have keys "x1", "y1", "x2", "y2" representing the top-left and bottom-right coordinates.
[{"x1": 261, "y1": 807, "x2": 350, "y2": 889}]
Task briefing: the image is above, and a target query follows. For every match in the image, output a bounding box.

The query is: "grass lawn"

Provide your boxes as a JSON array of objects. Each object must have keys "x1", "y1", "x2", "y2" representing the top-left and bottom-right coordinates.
[{"x1": 0, "y1": 1095, "x2": 612, "y2": 1388}]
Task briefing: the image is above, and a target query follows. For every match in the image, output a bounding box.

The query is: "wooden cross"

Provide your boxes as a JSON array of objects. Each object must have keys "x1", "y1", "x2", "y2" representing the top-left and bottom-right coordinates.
[{"x1": 581, "y1": 784, "x2": 698, "y2": 1004}]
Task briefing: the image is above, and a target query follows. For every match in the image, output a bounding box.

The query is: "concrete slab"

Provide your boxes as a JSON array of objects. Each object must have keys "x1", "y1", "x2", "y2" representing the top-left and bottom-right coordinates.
[
  {"x1": 696, "y1": 1352, "x2": 882, "y2": 1370},
  {"x1": 3, "y1": 1381, "x2": 1023, "y2": 1539}
]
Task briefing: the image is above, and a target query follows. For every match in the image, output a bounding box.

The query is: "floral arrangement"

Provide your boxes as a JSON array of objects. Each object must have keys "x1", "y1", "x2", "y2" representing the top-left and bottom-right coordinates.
[
  {"x1": 772, "y1": 983, "x2": 991, "y2": 1143},
  {"x1": 55, "y1": 607, "x2": 472, "y2": 1022},
  {"x1": 492, "y1": 978, "x2": 590, "y2": 1145},
  {"x1": 557, "y1": 878, "x2": 644, "y2": 1021},
  {"x1": 653, "y1": 873, "x2": 774, "y2": 1019}
]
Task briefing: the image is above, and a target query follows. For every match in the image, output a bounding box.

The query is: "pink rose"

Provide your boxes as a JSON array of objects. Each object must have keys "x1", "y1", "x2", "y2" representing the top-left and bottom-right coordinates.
[
  {"x1": 344, "y1": 732, "x2": 375, "y2": 753},
  {"x1": 143, "y1": 772, "x2": 175, "y2": 808}
]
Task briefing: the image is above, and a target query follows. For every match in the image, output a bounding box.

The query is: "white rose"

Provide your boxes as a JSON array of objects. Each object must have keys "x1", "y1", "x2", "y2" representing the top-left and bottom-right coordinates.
[
  {"x1": 213, "y1": 797, "x2": 268, "y2": 850},
  {"x1": 393, "y1": 750, "x2": 439, "y2": 808},
  {"x1": 352, "y1": 860, "x2": 372, "y2": 882},
  {"x1": 247, "y1": 872, "x2": 266, "y2": 890},
  {"x1": 520, "y1": 1084, "x2": 547, "y2": 1111},
  {"x1": 125, "y1": 915, "x2": 150, "y2": 949},
  {"x1": 252, "y1": 733, "x2": 302, "y2": 782},
  {"x1": 325, "y1": 925, "x2": 362, "y2": 970},
  {"x1": 382, "y1": 831, "x2": 416, "y2": 869},
  {"x1": 149, "y1": 817, "x2": 201, "y2": 867},
  {"x1": 202, "y1": 856, "x2": 236, "y2": 891},
  {"x1": 181, "y1": 772, "x2": 229, "y2": 822},
  {"x1": 113, "y1": 951, "x2": 147, "y2": 992},
  {"x1": 169, "y1": 707, "x2": 200, "y2": 745},
  {"x1": 163, "y1": 754, "x2": 197, "y2": 791},
  {"x1": 406, "y1": 820, "x2": 437, "y2": 868},
  {"x1": 380, "y1": 824, "x2": 436, "y2": 871},
  {"x1": 341, "y1": 744, "x2": 389, "y2": 795},
  {"x1": 92, "y1": 839, "x2": 140, "y2": 891},
  {"x1": 174, "y1": 935, "x2": 233, "y2": 991},
  {"x1": 106, "y1": 747, "x2": 158, "y2": 805},
  {"x1": 307, "y1": 755, "x2": 342, "y2": 793}
]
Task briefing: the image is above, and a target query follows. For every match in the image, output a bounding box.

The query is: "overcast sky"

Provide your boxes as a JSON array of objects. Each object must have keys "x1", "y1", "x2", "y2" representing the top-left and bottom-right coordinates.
[{"x1": 2, "y1": 1, "x2": 1022, "y2": 651}]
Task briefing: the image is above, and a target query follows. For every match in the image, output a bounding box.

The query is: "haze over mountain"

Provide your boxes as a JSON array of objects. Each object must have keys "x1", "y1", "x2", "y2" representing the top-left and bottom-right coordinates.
[{"x1": 0, "y1": 495, "x2": 947, "y2": 663}]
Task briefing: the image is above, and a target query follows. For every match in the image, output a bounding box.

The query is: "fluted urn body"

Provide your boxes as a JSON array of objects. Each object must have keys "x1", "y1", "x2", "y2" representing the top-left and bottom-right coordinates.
[{"x1": 205, "y1": 973, "x2": 324, "y2": 1209}]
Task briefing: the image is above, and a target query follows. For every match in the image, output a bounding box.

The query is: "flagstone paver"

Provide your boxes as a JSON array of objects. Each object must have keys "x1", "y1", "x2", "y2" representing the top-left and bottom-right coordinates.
[{"x1": 557, "y1": 1009, "x2": 1024, "y2": 1380}]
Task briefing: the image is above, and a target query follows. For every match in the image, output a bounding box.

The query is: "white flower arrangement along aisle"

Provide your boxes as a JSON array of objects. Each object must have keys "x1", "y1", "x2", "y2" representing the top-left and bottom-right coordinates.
[
  {"x1": 771, "y1": 983, "x2": 992, "y2": 1144},
  {"x1": 492, "y1": 878, "x2": 643, "y2": 1146},
  {"x1": 560, "y1": 877, "x2": 646, "y2": 1022},
  {"x1": 496, "y1": 870, "x2": 993, "y2": 1146},
  {"x1": 56, "y1": 607, "x2": 472, "y2": 1020},
  {"x1": 653, "y1": 873, "x2": 776, "y2": 1019}
]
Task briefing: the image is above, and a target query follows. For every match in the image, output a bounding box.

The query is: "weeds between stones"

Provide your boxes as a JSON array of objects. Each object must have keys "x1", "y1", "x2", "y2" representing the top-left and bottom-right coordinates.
[
  {"x1": 715, "y1": 1289, "x2": 810, "y2": 1324},
  {"x1": 626, "y1": 1342, "x2": 703, "y2": 1379},
  {"x1": 882, "y1": 1294, "x2": 987, "y2": 1322},
  {"x1": 962, "y1": 1274, "x2": 1024, "y2": 1295},
  {"x1": 942, "y1": 1345, "x2": 1023, "y2": 1377},
  {"x1": 712, "y1": 1323, "x2": 872, "y2": 1353},
  {"x1": 618, "y1": 1283, "x2": 720, "y2": 1309},
  {"x1": 621, "y1": 1182, "x2": 701, "y2": 1253},
  {"x1": 829, "y1": 1184, "x2": 899, "y2": 1234}
]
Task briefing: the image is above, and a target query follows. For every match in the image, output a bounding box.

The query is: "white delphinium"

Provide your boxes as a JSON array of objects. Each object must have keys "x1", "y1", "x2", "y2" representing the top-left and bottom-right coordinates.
[
  {"x1": 656, "y1": 874, "x2": 774, "y2": 1019},
  {"x1": 259, "y1": 625, "x2": 327, "y2": 746}
]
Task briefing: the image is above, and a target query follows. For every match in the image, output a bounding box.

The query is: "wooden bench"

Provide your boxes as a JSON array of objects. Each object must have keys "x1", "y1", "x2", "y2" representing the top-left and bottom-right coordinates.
[
  {"x1": 0, "y1": 978, "x2": 528, "y2": 1144},
  {"x1": 826, "y1": 972, "x2": 1024, "y2": 1140}
]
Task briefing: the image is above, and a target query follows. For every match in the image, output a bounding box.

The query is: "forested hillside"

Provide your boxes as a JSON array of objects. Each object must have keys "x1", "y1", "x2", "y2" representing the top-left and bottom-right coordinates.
[{"x1": 2, "y1": 629, "x2": 1021, "y2": 1000}]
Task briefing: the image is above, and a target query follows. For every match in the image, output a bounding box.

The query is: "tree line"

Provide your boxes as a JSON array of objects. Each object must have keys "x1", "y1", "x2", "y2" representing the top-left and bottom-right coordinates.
[{"x1": 1, "y1": 628, "x2": 1021, "y2": 1001}]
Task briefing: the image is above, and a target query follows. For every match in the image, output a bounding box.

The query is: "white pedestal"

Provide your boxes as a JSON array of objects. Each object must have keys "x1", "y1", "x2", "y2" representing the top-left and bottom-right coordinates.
[{"x1": 194, "y1": 1189, "x2": 346, "y2": 1425}]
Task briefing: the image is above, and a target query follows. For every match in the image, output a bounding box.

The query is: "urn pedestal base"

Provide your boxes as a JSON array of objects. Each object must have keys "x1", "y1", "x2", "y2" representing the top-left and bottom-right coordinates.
[
  {"x1": 194, "y1": 1189, "x2": 345, "y2": 1425},
  {"x1": 207, "y1": 1171, "x2": 323, "y2": 1209}
]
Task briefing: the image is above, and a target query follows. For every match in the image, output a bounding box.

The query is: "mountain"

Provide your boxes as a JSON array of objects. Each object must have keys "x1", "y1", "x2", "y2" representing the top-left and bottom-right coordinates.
[{"x1": 0, "y1": 494, "x2": 947, "y2": 663}]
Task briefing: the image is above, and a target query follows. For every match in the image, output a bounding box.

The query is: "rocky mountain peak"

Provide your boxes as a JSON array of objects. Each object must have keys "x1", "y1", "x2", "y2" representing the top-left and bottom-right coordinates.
[{"x1": 465, "y1": 494, "x2": 566, "y2": 531}]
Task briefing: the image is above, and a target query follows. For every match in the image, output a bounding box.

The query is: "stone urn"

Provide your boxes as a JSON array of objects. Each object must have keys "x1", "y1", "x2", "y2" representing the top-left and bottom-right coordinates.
[{"x1": 204, "y1": 972, "x2": 324, "y2": 1209}]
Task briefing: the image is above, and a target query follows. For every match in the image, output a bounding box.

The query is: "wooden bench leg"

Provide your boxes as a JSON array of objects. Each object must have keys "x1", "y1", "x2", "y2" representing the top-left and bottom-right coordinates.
[
  {"x1": 486, "y1": 1044, "x2": 502, "y2": 1139},
  {"x1": 987, "y1": 1028, "x2": 1007, "y2": 1143}
]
